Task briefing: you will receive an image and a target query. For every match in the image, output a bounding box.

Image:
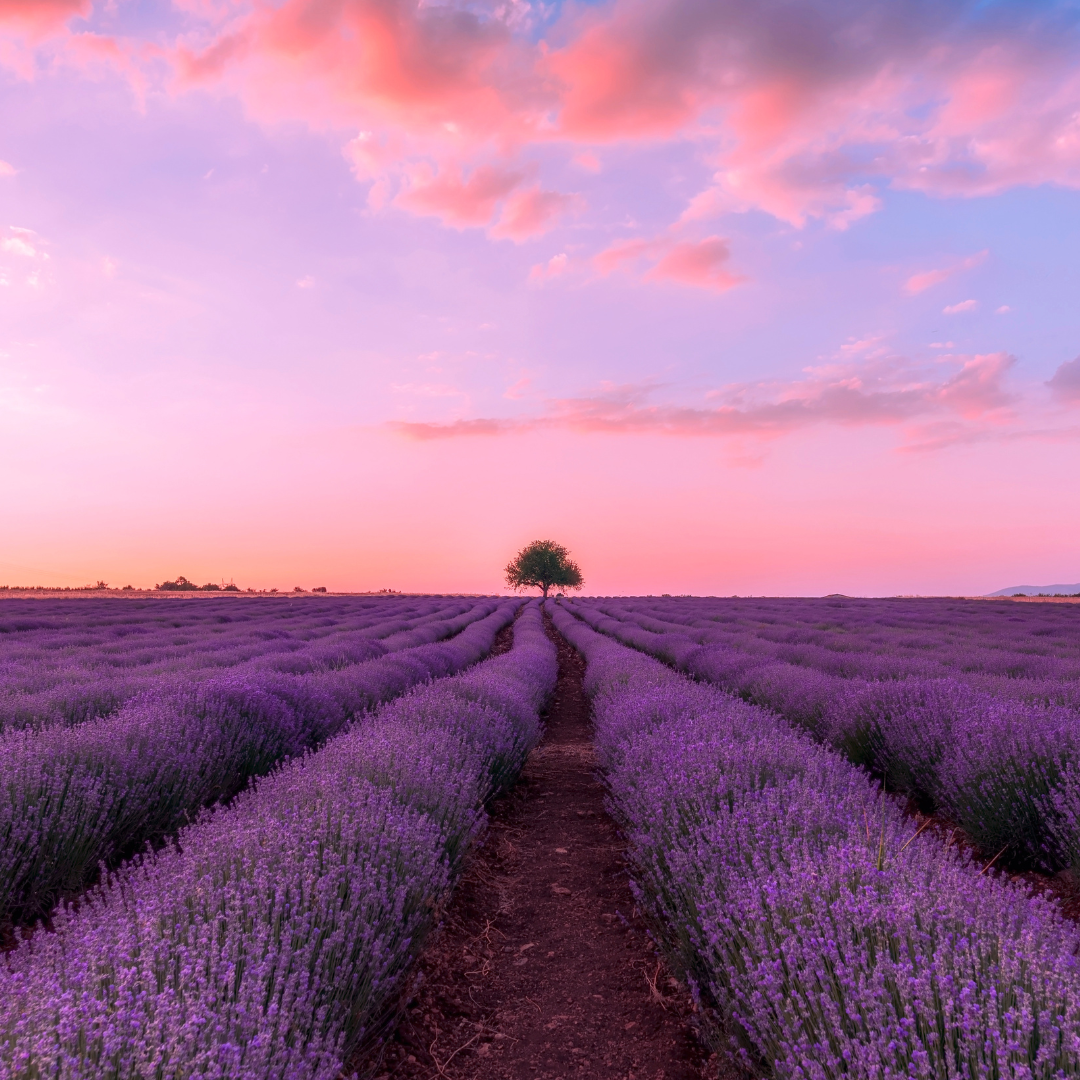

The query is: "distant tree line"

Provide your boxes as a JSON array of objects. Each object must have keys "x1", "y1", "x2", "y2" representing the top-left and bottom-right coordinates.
[
  {"x1": 156, "y1": 576, "x2": 241, "y2": 592},
  {"x1": 0, "y1": 579, "x2": 333, "y2": 594},
  {"x1": 1, "y1": 581, "x2": 114, "y2": 592},
  {"x1": 155, "y1": 577, "x2": 333, "y2": 594}
]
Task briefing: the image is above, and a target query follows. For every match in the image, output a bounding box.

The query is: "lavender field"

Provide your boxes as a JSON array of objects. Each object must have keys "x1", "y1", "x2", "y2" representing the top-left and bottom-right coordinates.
[
  {"x1": 0, "y1": 594, "x2": 557, "y2": 1077},
  {"x1": 4, "y1": 593, "x2": 1080, "y2": 1078},
  {"x1": 555, "y1": 596, "x2": 1080, "y2": 1078}
]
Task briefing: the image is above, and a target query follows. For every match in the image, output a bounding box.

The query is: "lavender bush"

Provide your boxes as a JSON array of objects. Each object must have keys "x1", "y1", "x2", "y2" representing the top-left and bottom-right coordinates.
[
  {"x1": 0, "y1": 598, "x2": 500, "y2": 745},
  {"x1": 0, "y1": 597, "x2": 486, "y2": 733},
  {"x1": 594, "y1": 595, "x2": 1080, "y2": 687},
  {"x1": 936, "y1": 699, "x2": 1080, "y2": 867},
  {"x1": 552, "y1": 603, "x2": 1080, "y2": 1078},
  {"x1": 0, "y1": 601, "x2": 516, "y2": 924},
  {"x1": 0, "y1": 602, "x2": 556, "y2": 1079},
  {"x1": 566, "y1": 598, "x2": 1080, "y2": 874}
]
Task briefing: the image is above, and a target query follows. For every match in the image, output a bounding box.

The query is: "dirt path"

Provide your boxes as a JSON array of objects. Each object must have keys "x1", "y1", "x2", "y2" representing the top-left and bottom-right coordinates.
[{"x1": 371, "y1": 618, "x2": 736, "y2": 1080}]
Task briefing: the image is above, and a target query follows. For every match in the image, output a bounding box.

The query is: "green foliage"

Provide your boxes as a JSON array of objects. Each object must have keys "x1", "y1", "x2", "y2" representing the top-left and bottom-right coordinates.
[
  {"x1": 156, "y1": 576, "x2": 199, "y2": 592},
  {"x1": 155, "y1": 577, "x2": 239, "y2": 592},
  {"x1": 505, "y1": 540, "x2": 584, "y2": 598}
]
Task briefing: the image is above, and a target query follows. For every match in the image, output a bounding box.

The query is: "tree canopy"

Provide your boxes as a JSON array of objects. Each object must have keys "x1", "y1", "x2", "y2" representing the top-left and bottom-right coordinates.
[
  {"x1": 156, "y1": 576, "x2": 229, "y2": 592},
  {"x1": 505, "y1": 540, "x2": 584, "y2": 598}
]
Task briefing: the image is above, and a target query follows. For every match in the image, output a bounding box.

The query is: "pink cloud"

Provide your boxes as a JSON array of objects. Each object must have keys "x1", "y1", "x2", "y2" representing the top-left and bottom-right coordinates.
[
  {"x1": 7, "y1": 0, "x2": 1080, "y2": 240},
  {"x1": 391, "y1": 417, "x2": 519, "y2": 439},
  {"x1": 171, "y1": 0, "x2": 234, "y2": 17},
  {"x1": 547, "y1": 2, "x2": 1080, "y2": 227},
  {"x1": 838, "y1": 335, "x2": 890, "y2": 359},
  {"x1": 739, "y1": 15, "x2": 1071, "y2": 217},
  {"x1": 943, "y1": 299, "x2": 979, "y2": 314},
  {"x1": 1048, "y1": 357, "x2": 1080, "y2": 403},
  {"x1": 931, "y1": 352, "x2": 1015, "y2": 418},
  {"x1": 346, "y1": 139, "x2": 578, "y2": 239},
  {"x1": 0, "y1": 0, "x2": 91, "y2": 75},
  {"x1": 906, "y1": 267, "x2": 957, "y2": 294},
  {"x1": 595, "y1": 233, "x2": 744, "y2": 291},
  {"x1": 528, "y1": 252, "x2": 570, "y2": 284},
  {"x1": 593, "y1": 236, "x2": 665, "y2": 276},
  {"x1": 396, "y1": 164, "x2": 525, "y2": 228},
  {"x1": 905, "y1": 250, "x2": 988, "y2": 294},
  {"x1": 0, "y1": 159, "x2": 15, "y2": 176},
  {"x1": 503, "y1": 374, "x2": 532, "y2": 400},
  {"x1": 490, "y1": 187, "x2": 579, "y2": 241},
  {"x1": 343, "y1": 131, "x2": 405, "y2": 181},
  {"x1": 644, "y1": 236, "x2": 743, "y2": 291},
  {"x1": 170, "y1": 0, "x2": 543, "y2": 142},
  {"x1": 176, "y1": 29, "x2": 250, "y2": 83},
  {"x1": 547, "y1": 4, "x2": 908, "y2": 225},
  {"x1": 390, "y1": 350, "x2": 1018, "y2": 444},
  {"x1": 0, "y1": 0, "x2": 88, "y2": 36},
  {"x1": 545, "y1": 6, "x2": 703, "y2": 141}
]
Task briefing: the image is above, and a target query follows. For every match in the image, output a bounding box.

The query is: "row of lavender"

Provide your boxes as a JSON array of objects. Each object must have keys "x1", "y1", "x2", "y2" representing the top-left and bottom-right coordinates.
[
  {"x1": 0, "y1": 599, "x2": 510, "y2": 923},
  {"x1": 595, "y1": 596, "x2": 1080, "y2": 701},
  {"x1": 0, "y1": 603, "x2": 558, "y2": 1078},
  {"x1": 0, "y1": 596, "x2": 451, "y2": 685},
  {"x1": 0, "y1": 596, "x2": 490, "y2": 732},
  {"x1": 551, "y1": 604, "x2": 1080, "y2": 1079},
  {"x1": 568, "y1": 598, "x2": 1080, "y2": 874}
]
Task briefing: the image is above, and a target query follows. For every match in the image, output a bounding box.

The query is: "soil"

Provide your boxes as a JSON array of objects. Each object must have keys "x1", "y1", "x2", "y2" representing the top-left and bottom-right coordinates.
[
  {"x1": 488, "y1": 620, "x2": 516, "y2": 657},
  {"x1": 1012, "y1": 869, "x2": 1080, "y2": 922},
  {"x1": 365, "y1": 617, "x2": 740, "y2": 1080}
]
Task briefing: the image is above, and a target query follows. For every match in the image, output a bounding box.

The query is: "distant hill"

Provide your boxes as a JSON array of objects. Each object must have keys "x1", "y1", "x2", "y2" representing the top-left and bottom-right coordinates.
[{"x1": 987, "y1": 583, "x2": 1080, "y2": 597}]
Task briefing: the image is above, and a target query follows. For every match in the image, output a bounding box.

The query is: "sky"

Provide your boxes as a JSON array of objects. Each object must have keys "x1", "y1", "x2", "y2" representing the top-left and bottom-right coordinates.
[{"x1": 1, "y1": 0, "x2": 1079, "y2": 596}]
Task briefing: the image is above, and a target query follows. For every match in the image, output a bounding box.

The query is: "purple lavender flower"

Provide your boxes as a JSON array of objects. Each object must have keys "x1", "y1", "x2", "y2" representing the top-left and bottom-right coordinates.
[
  {"x1": 0, "y1": 599, "x2": 518, "y2": 923},
  {"x1": 564, "y1": 597, "x2": 1080, "y2": 873},
  {"x1": 551, "y1": 602, "x2": 1080, "y2": 1078},
  {"x1": 0, "y1": 601, "x2": 556, "y2": 1078}
]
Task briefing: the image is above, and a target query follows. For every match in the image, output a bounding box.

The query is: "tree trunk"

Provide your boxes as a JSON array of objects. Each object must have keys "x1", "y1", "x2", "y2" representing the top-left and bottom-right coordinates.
[{"x1": 542, "y1": 583, "x2": 549, "y2": 598}]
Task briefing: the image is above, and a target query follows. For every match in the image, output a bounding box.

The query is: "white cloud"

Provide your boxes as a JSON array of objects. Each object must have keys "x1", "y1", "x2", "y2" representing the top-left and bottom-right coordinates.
[
  {"x1": 1, "y1": 237, "x2": 35, "y2": 257},
  {"x1": 2, "y1": 227, "x2": 47, "y2": 261}
]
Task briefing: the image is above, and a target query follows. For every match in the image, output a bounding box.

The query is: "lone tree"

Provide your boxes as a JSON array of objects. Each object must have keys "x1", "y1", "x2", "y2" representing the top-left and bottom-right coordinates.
[{"x1": 505, "y1": 540, "x2": 584, "y2": 599}]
